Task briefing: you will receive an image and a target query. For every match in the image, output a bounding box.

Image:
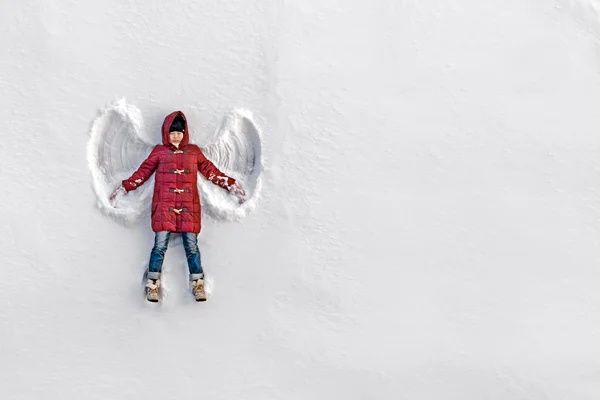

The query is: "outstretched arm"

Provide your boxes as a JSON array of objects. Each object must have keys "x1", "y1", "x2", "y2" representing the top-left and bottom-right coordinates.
[
  {"x1": 198, "y1": 151, "x2": 235, "y2": 189},
  {"x1": 122, "y1": 146, "x2": 161, "y2": 192},
  {"x1": 198, "y1": 151, "x2": 246, "y2": 203}
]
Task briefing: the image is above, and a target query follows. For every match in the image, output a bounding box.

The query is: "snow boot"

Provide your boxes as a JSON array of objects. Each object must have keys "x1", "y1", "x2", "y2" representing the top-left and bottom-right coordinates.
[
  {"x1": 146, "y1": 278, "x2": 161, "y2": 302},
  {"x1": 191, "y1": 278, "x2": 206, "y2": 302}
]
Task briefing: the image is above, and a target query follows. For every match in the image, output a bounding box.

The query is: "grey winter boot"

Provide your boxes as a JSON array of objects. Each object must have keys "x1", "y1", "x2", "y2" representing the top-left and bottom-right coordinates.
[
  {"x1": 146, "y1": 278, "x2": 161, "y2": 302},
  {"x1": 191, "y1": 278, "x2": 206, "y2": 302}
]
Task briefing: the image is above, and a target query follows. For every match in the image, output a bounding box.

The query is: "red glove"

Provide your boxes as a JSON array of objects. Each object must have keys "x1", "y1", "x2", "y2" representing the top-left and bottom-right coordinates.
[{"x1": 229, "y1": 183, "x2": 246, "y2": 204}]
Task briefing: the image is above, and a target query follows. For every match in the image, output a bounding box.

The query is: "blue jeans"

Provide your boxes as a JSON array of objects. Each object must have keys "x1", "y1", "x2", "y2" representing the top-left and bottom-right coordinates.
[{"x1": 147, "y1": 231, "x2": 203, "y2": 280}]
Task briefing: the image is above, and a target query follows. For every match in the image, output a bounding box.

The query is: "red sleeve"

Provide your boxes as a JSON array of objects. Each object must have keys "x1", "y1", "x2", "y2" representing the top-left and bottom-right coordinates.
[
  {"x1": 122, "y1": 146, "x2": 161, "y2": 192},
  {"x1": 197, "y1": 150, "x2": 236, "y2": 190}
]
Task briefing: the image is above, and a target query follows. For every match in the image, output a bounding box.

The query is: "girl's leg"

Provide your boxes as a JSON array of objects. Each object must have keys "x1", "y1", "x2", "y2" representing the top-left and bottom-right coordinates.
[
  {"x1": 181, "y1": 232, "x2": 203, "y2": 280},
  {"x1": 147, "y1": 231, "x2": 171, "y2": 280}
]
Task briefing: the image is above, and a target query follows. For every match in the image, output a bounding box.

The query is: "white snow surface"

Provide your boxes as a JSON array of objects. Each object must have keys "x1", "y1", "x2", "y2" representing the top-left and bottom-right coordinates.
[{"x1": 3, "y1": 0, "x2": 600, "y2": 399}]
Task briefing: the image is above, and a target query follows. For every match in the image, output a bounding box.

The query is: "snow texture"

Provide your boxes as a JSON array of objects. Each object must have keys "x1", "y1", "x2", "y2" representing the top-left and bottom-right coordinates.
[
  {"x1": 200, "y1": 108, "x2": 263, "y2": 221},
  {"x1": 5, "y1": 0, "x2": 600, "y2": 399},
  {"x1": 558, "y1": 0, "x2": 600, "y2": 28},
  {"x1": 571, "y1": 0, "x2": 600, "y2": 14},
  {"x1": 88, "y1": 99, "x2": 154, "y2": 225}
]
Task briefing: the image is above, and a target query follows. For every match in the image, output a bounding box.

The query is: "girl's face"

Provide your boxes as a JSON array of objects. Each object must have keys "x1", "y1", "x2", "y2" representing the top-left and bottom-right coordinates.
[{"x1": 169, "y1": 131, "x2": 184, "y2": 146}]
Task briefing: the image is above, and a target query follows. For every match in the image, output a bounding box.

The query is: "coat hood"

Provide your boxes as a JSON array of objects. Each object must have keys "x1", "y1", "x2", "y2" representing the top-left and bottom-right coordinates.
[{"x1": 161, "y1": 111, "x2": 189, "y2": 147}]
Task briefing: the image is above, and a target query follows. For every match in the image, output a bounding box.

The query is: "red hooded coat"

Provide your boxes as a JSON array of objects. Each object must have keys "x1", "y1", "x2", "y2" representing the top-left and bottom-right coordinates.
[{"x1": 122, "y1": 111, "x2": 235, "y2": 233}]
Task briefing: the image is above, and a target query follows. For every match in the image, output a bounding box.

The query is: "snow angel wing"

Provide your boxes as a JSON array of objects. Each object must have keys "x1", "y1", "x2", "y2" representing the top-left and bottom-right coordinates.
[
  {"x1": 87, "y1": 99, "x2": 155, "y2": 225},
  {"x1": 198, "y1": 109, "x2": 264, "y2": 221}
]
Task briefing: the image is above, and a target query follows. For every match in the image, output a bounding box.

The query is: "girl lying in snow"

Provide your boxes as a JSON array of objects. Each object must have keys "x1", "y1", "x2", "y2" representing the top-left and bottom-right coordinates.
[{"x1": 110, "y1": 112, "x2": 246, "y2": 302}]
